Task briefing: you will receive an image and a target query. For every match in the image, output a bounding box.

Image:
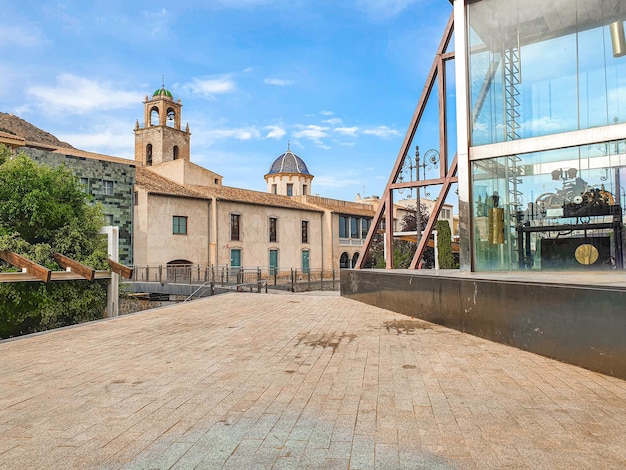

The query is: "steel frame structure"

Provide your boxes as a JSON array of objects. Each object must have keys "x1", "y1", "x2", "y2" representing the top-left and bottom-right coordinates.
[{"x1": 356, "y1": 13, "x2": 457, "y2": 269}]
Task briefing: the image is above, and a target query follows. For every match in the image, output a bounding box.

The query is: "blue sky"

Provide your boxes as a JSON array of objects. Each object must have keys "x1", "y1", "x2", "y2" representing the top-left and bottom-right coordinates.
[{"x1": 0, "y1": 0, "x2": 451, "y2": 201}]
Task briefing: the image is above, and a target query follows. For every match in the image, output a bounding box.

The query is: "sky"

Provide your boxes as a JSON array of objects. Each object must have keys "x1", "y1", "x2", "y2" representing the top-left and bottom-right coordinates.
[{"x1": 0, "y1": 0, "x2": 452, "y2": 201}]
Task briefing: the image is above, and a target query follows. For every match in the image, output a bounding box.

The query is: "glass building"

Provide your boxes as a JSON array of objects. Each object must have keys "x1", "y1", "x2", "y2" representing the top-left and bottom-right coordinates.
[{"x1": 455, "y1": 0, "x2": 626, "y2": 271}]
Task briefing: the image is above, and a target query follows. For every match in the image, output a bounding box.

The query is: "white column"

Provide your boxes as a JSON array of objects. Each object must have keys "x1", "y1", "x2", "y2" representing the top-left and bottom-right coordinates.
[
  {"x1": 100, "y1": 226, "x2": 119, "y2": 317},
  {"x1": 454, "y1": 0, "x2": 472, "y2": 271}
]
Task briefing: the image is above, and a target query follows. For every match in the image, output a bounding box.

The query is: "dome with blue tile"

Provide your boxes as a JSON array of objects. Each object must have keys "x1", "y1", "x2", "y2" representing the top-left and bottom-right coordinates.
[{"x1": 267, "y1": 147, "x2": 312, "y2": 176}]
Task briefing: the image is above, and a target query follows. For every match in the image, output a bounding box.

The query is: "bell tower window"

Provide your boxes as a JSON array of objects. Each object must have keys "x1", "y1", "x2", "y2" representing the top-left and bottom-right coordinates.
[
  {"x1": 167, "y1": 108, "x2": 176, "y2": 127},
  {"x1": 150, "y1": 107, "x2": 159, "y2": 126},
  {"x1": 173, "y1": 146, "x2": 179, "y2": 160},
  {"x1": 146, "y1": 144, "x2": 153, "y2": 166}
]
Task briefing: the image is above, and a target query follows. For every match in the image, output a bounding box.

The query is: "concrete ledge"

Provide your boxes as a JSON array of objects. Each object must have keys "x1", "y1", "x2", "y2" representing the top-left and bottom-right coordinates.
[{"x1": 341, "y1": 269, "x2": 626, "y2": 379}]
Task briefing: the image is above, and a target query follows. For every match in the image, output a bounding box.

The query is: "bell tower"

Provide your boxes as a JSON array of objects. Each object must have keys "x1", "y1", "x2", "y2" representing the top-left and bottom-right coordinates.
[{"x1": 134, "y1": 84, "x2": 191, "y2": 166}]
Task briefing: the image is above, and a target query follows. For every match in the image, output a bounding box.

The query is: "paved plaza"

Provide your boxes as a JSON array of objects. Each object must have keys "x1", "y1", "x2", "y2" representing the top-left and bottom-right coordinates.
[{"x1": 1, "y1": 292, "x2": 625, "y2": 469}]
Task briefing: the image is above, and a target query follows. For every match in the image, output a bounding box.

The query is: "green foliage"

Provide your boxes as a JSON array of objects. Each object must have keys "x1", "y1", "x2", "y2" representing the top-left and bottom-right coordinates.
[
  {"x1": 0, "y1": 144, "x2": 10, "y2": 166},
  {"x1": 435, "y1": 219, "x2": 455, "y2": 269},
  {"x1": 0, "y1": 150, "x2": 108, "y2": 338}
]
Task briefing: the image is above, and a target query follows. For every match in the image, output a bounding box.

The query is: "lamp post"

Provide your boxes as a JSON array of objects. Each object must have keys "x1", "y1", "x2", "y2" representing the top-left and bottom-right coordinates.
[{"x1": 415, "y1": 146, "x2": 423, "y2": 244}]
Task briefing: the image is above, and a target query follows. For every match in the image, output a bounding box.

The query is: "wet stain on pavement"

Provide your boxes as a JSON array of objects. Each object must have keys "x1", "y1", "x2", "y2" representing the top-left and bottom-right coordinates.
[
  {"x1": 384, "y1": 319, "x2": 431, "y2": 335},
  {"x1": 296, "y1": 332, "x2": 357, "y2": 353}
]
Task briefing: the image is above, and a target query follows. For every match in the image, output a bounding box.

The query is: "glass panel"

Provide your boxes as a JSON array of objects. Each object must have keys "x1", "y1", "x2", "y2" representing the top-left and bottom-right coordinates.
[
  {"x1": 350, "y1": 217, "x2": 359, "y2": 239},
  {"x1": 269, "y1": 217, "x2": 277, "y2": 242},
  {"x1": 302, "y1": 250, "x2": 310, "y2": 273},
  {"x1": 339, "y1": 216, "x2": 348, "y2": 238},
  {"x1": 472, "y1": 140, "x2": 626, "y2": 271},
  {"x1": 468, "y1": 0, "x2": 626, "y2": 146},
  {"x1": 361, "y1": 218, "x2": 370, "y2": 239},
  {"x1": 230, "y1": 214, "x2": 240, "y2": 241},
  {"x1": 302, "y1": 220, "x2": 308, "y2": 243}
]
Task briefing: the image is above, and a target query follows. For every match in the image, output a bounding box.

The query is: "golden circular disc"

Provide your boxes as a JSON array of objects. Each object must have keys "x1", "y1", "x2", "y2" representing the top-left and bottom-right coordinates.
[{"x1": 574, "y1": 244, "x2": 599, "y2": 265}]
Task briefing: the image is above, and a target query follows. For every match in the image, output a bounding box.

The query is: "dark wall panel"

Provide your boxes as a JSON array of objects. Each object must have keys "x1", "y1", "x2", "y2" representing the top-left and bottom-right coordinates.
[{"x1": 341, "y1": 270, "x2": 626, "y2": 379}]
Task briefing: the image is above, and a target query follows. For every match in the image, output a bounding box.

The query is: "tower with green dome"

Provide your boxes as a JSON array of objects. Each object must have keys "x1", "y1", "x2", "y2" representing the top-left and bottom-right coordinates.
[{"x1": 134, "y1": 84, "x2": 191, "y2": 167}]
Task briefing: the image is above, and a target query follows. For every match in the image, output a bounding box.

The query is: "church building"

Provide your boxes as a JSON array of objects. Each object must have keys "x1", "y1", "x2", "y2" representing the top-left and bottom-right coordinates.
[{"x1": 132, "y1": 86, "x2": 375, "y2": 272}]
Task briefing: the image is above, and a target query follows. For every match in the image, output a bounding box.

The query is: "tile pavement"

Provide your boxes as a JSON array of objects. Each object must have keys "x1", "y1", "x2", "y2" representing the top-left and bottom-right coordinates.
[{"x1": 0, "y1": 291, "x2": 625, "y2": 469}]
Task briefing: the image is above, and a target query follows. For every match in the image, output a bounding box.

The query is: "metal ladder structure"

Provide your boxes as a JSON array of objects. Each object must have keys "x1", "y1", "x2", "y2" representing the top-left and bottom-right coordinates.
[{"x1": 503, "y1": 46, "x2": 521, "y2": 142}]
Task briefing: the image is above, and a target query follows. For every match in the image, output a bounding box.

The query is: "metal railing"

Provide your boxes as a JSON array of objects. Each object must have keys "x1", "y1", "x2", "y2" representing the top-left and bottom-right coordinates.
[{"x1": 128, "y1": 265, "x2": 340, "y2": 296}]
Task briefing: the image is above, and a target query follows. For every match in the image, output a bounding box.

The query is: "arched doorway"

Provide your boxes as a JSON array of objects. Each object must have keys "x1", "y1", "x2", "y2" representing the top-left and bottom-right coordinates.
[
  {"x1": 166, "y1": 259, "x2": 192, "y2": 282},
  {"x1": 340, "y1": 252, "x2": 350, "y2": 269},
  {"x1": 351, "y1": 252, "x2": 359, "y2": 268}
]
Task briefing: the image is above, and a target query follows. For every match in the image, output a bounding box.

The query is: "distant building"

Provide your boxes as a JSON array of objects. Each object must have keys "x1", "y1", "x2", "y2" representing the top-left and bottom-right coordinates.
[
  {"x1": 132, "y1": 87, "x2": 375, "y2": 271},
  {"x1": 1, "y1": 132, "x2": 136, "y2": 265}
]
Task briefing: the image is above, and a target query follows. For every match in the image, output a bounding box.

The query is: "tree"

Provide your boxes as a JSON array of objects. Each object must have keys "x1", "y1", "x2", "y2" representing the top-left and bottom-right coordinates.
[
  {"x1": 435, "y1": 219, "x2": 455, "y2": 269},
  {"x1": 0, "y1": 145, "x2": 10, "y2": 166},
  {"x1": 367, "y1": 203, "x2": 436, "y2": 269},
  {"x1": 398, "y1": 203, "x2": 435, "y2": 268},
  {"x1": 0, "y1": 148, "x2": 109, "y2": 338}
]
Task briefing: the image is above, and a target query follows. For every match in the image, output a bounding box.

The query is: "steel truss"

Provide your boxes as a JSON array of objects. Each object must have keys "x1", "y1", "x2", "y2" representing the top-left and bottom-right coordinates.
[{"x1": 356, "y1": 13, "x2": 457, "y2": 269}]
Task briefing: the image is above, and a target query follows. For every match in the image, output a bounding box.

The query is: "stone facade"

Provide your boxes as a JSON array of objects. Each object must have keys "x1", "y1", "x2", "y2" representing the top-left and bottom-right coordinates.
[
  {"x1": 134, "y1": 88, "x2": 191, "y2": 167},
  {"x1": 21, "y1": 147, "x2": 135, "y2": 264}
]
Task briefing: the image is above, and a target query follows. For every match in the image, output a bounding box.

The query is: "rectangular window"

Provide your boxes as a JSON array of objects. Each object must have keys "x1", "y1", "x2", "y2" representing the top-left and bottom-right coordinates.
[
  {"x1": 351, "y1": 217, "x2": 360, "y2": 239},
  {"x1": 79, "y1": 177, "x2": 89, "y2": 193},
  {"x1": 173, "y1": 216, "x2": 187, "y2": 234},
  {"x1": 361, "y1": 218, "x2": 371, "y2": 239},
  {"x1": 103, "y1": 180, "x2": 114, "y2": 195},
  {"x1": 104, "y1": 214, "x2": 114, "y2": 226},
  {"x1": 271, "y1": 184, "x2": 277, "y2": 194},
  {"x1": 287, "y1": 183, "x2": 293, "y2": 196},
  {"x1": 301, "y1": 220, "x2": 309, "y2": 243},
  {"x1": 339, "y1": 216, "x2": 348, "y2": 238},
  {"x1": 303, "y1": 184, "x2": 308, "y2": 195},
  {"x1": 269, "y1": 217, "x2": 277, "y2": 242},
  {"x1": 230, "y1": 214, "x2": 240, "y2": 241},
  {"x1": 133, "y1": 191, "x2": 138, "y2": 206}
]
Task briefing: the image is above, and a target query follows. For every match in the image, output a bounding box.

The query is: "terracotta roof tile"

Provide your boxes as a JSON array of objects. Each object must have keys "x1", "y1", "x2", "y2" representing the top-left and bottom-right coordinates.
[
  {"x1": 189, "y1": 184, "x2": 322, "y2": 212},
  {"x1": 296, "y1": 195, "x2": 376, "y2": 217},
  {"x1": 136, "y1": 167, "x2": 323, "y2": 213},
  {"x1": 136, "y1": 167, "x2": 204, "y2": 199}
]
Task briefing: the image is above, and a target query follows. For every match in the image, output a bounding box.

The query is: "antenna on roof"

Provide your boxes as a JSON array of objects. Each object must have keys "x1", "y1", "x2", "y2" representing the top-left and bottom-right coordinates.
[
  {"x1": 287, "y1": 141, "x2": 291, "y2": 152},
  {"x1": 162, "y1": 74, "x2": 165, "y2": 88}
]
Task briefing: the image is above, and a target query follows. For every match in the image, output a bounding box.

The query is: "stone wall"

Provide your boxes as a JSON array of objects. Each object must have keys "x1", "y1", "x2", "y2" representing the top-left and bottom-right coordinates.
[{"x1": 22, "y1": 147, "x2": 136, "y2": 264}]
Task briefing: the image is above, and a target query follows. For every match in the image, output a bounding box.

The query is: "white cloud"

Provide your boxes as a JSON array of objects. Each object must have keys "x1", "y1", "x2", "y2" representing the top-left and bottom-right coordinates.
[
  {"x1": 323, "y1": 117, "x2": 343, "y2": 125},
  {"x1": 320, "y1": 110, "x2": 334, "y2": 116},
  {"x1": 214, "y1": 0, "x2": 275, "y2": 7},
  {"x1": 315, "y1": 174, "x2": 363, "y2": 188},
  {"x1": 264, "y1": 125, "x2": 286, "y2": 140},
  {"x1": 206, "y1": 127, "x2": 261, "y2": 141},
  {"x1": 143, "y1": 8, "x2": 170, "y2": 37},
  {"x1": 27, "y1": 74, "x2": 143, "y2": 114},
  {"x1": 182, "y1": 76, "x2": 236, "y2": 99},
  {"x1": 59, "y1": 123, "x2": 135, "y2": 159},
  {"x1": 264, "y1": 78, "x2": 295, "y2": 86},
  {"x1": 293, "y1": 124, "x2": 329, "y2": 140},
  {"x1": 362, "y1": 125, "x2": 400, "y2": 138},
  {"x1": 0, "y1": 26, "x2": 42, "y2": 47},
  {"x1": 293, "y1": 124, "x2": 331, "y2": 148},
  {"x1": 355, "y1": 0, "x2": 421, "y2": 18},
  {"x1": 335, "y1": 126, "x2": 358, "y2": 137}
]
